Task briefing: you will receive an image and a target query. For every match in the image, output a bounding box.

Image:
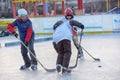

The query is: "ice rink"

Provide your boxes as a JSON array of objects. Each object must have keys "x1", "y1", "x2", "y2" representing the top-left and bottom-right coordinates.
[{"x1": 0, "y1": 33, "x2": 120, "y2": 80}]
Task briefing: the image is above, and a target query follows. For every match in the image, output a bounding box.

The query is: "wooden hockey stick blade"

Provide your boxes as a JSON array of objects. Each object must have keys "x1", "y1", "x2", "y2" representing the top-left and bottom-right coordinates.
[{"x1": 44, "y1": 68, "x2": 56, "y2": 72}]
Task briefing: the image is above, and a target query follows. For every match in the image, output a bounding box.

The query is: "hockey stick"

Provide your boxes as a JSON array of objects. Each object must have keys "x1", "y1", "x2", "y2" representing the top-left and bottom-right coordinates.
[
  {"x1": 73, "y1": 29, "x2": 100, "y2": 61},
  {"x1": 18, "y1": 38, "x2": 56, "y2": 72},
  {"x1": 69, "y1": 29, "x2": 100, "y2": 69},
  {"x1": 81, "y1": 46, "x2": 100, "y2": 61},
  {"x1": 69, "y1": 50, "x2": 79, "y2": 69},
  {"x1": 69, "y1": 29, "x2": 83, "y2": 69}
]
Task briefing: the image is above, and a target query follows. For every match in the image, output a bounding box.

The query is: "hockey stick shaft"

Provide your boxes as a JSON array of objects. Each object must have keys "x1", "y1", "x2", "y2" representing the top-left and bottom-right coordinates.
[
  {"x1": 19, "y1": 38, "x2": 56, "y2": 72},
  {"x1": 69, "y1": 29, "x2": 83, "y2": 69},
  {"x1": 78, "y1": 29, "x2": 100, "y2": 61},
  {"x1": 81, "y1": 46, "x2": 100, "y2": 61},
  {"x1": 79, "y1": 29, "x2": 83, "y2": 45}
]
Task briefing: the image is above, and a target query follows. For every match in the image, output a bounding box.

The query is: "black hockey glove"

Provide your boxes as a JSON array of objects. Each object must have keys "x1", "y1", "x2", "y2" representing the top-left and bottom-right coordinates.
[
  {"x1": 13, "y1": 32, "x2": 18, "y2": 38},
  {"x1": 24, "y1": 41, "x2": 29, "y2": 46},
  {"x1": 73, "y1": 27, "x2": 77, "y2": 31},
  {"x1": 81, "y1": 25, "x2": 84, "y2": 29}
]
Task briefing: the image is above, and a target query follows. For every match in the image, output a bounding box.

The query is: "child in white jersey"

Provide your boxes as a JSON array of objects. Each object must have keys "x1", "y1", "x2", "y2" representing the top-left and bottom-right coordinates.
[{"x1": 53, "y1": 8, "x2": 84, "y2": 74}]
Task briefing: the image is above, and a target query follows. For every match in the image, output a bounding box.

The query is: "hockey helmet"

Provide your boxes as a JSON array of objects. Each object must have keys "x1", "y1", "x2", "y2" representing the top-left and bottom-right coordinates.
[
  {"x1": 18, "y1": 8, "x2": 28, "y2": 17},
  {"x1": 65, "y1": 8, "x2": 73, "y2": 16}
]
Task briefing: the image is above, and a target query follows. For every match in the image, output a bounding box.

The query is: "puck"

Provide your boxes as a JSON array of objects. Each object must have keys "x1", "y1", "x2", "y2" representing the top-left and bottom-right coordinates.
[{"x1": 98, "y1": 65, "x2": 102, "y2": 67}]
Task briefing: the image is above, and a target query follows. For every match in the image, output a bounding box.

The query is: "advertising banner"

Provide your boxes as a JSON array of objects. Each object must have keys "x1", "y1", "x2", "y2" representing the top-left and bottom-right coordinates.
[{"x1": 113, "y1": 15, "x2": 120, "y2": 31}]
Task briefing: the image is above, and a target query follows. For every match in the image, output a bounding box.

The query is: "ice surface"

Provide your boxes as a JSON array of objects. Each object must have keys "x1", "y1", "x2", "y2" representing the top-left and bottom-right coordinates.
[{"x1": 0, "y1": 33, "x2": 120, "y2": 80}]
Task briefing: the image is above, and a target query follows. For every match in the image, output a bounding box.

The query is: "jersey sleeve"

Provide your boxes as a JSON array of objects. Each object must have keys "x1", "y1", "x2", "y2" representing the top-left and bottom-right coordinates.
[
  {"x1": 53, "y1": 20, "x2": 63, "y2": 30},
  {"x1": 69, "y1": 20, "x2": 84, "y2": 29},
  {"x1": 7, "y1": 20, "x2": 18, "y2": 34},
  {"x1": 25, "y1": 20, "x2": 33, "y2": 42}
]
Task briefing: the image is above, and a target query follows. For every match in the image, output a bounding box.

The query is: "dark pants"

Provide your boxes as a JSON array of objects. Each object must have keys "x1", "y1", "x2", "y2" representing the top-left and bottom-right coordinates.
[
  {"x1": 56, "y1": 39, "x2": 72, "y2": 68},
  {"x1": 21, "y1": 38, "x2": 37, "y2": 67}
]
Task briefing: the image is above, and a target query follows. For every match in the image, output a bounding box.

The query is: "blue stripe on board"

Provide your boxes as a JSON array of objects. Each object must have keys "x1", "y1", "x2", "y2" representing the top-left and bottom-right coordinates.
[
  {"x1": 85, "y1": 26, "x2": 102, "y2": 29},
  {"x1": 5, "y1": 42, "x2": 20, "y2": 47},
  {"x1": 83, "y1": 32, "x2": 120, "y2": 37},
  {"x1": 43, "y1": 26, "x2": 102, "y2": 30},
  {"x1": 4, "y1": 36, "x2": 53, "y2": 47},
  {"x1": 43, "y1": 28, "x2": 53, "y2": 30},
  {"x1": 35, "y1": 37, "x2": 53, "y2": 43}
]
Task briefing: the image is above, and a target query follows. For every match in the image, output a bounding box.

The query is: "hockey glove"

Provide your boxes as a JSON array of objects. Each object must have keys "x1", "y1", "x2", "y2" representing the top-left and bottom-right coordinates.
[
  {"x1": 13, "y1": 32, "x2": 18, "y2": 38},
  {"x1": 24, "y1": 41, "x2": 29, "y2": 47},
  {"x1": 81, "y1": 25, "x2": 84, "y2": 29}
]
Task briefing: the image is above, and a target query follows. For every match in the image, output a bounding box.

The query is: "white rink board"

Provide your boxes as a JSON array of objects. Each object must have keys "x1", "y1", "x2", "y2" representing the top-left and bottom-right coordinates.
[{"x1": 0, "y1": 14, "x2": 120, "y2": 33}]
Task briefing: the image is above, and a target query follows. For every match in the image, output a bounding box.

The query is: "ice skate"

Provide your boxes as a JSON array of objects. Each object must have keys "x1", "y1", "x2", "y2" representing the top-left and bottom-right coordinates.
[
  {"x1": 31, "y1": 64, "x2": 37, "y2": 70},
  {"x1": 56, "y1": 64, "x2": 61, "y2": 73},
  {"x1": 20, "y1": 65, "x2": 30, "y2": 70},
  {"x1": 78, "y1": 53, "x2": 84, "y2": 60},
  {"x1": 62, "y1": 68, "x2": 71, "y2": 74}
]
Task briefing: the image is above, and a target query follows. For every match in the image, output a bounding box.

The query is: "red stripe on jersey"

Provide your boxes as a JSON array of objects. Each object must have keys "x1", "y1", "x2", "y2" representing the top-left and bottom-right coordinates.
[
  {"x1": 7, "y1": 23, "x2": 15, "y2": 34},
  {"x1": 72, "y1": 28, "x2": 77, "y2": 36},
  {"x1": 25, "y1": 28, "x2": 32, "y2": 42}
]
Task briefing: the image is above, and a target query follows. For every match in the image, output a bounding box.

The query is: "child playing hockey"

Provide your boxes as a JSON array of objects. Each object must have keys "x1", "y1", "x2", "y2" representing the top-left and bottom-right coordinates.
[
  {"x1": 53, "y1": 27, "x2": 84, "y2": 60},
  {"x1": 53, "y1": 8, "x2": 84, "y2": 74},
  {"x1": 7, "y1": 8, "x2": 37, "y2": 70},
  {"x1": 72, "y1": 27, "x2": 84, "y2": 59}
]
